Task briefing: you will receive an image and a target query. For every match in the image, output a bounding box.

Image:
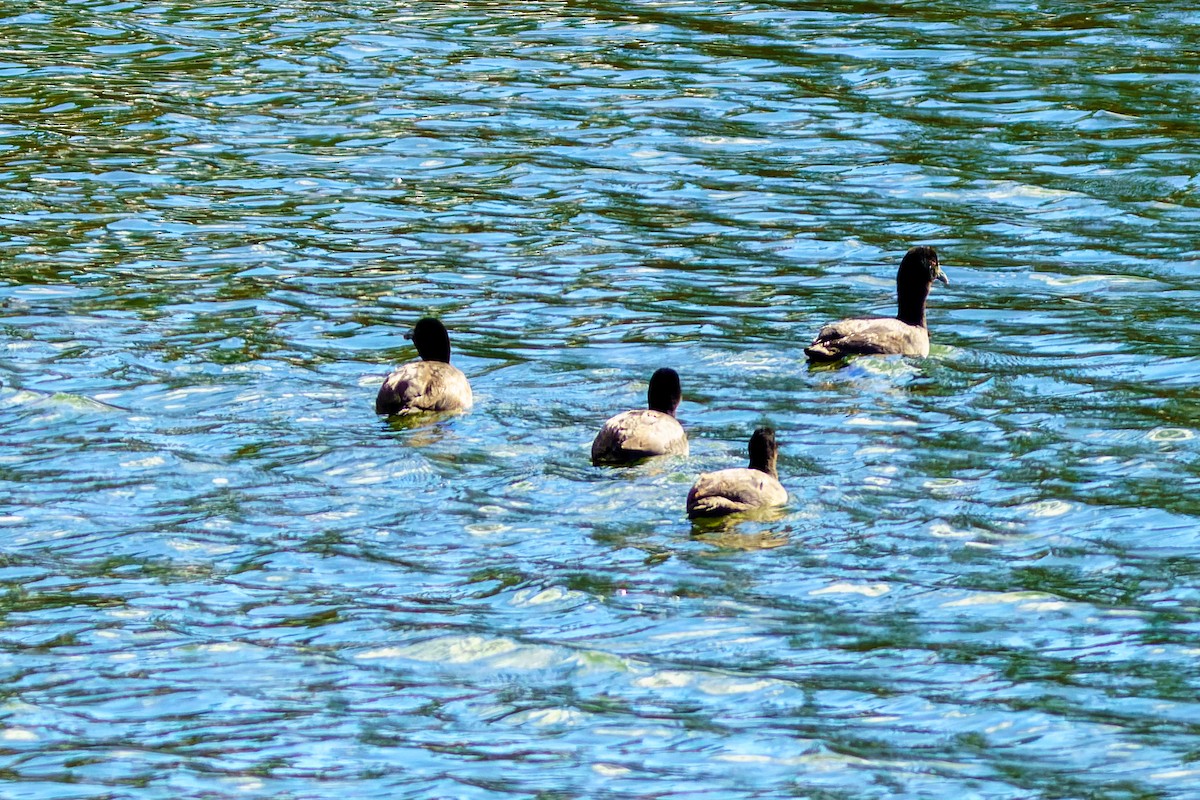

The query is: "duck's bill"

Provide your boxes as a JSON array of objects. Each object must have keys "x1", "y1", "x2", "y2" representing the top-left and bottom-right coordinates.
[{"x1": 935, "y1": 272, "x2": 949, "y2": 285}]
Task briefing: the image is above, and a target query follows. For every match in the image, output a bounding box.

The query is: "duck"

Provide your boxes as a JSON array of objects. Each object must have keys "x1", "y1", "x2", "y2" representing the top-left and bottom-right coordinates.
[
  {"x1": 805, "y1": 245, "x2": 947, "y2": 362},
  {"x1": 375, "y1": 317, "x2": 473, "y2": 415},
  {"x1": 591, "y1": 368, "x2": 688, "y2": 465},
  {"x1": 686, "y1": 427, "x2": 787, "y2": 518}
]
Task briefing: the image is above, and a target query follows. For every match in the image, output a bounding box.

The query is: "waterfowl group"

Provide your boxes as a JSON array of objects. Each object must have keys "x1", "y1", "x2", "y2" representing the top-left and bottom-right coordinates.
[{"x1": 376, "y1": 246, "x2": 947, "y2": 519}]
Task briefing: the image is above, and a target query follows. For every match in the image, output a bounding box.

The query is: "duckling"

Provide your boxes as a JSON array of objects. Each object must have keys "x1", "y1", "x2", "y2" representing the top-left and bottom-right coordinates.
[
  {"x1": 591, "y1": 368, "x2": 687, "y2": 465},
  {"x1": 376, "y1": 317, "x2": 473, "y2": 415},
  {"x1": 805, "y1": 246, "x2": 947, "y2": 362},
  {"x1": 687, "y1": 427, "x2": 787, "y2": 518}
]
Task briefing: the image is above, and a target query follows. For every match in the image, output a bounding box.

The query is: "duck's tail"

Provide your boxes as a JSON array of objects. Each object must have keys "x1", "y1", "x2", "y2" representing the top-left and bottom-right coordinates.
[{"x1": 803, "y1": 343, "x2": 842, "y2": 362}]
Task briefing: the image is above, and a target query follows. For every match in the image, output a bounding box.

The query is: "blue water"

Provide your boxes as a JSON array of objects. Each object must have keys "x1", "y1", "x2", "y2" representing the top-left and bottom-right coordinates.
[{"x1": 3, "y1": 2, "x2": 1200, "y2": 798}]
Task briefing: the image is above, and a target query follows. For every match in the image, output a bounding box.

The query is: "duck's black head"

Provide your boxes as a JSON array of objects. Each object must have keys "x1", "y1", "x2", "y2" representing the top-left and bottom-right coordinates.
[
  {"x1": 895, "y1": 246, "x2": 947, "y2": 327},
  {"x1": 408, "y1": 317, "x2": 452, "y2": 363},
  {"x1": 647, "y1": 367, "x2": 682, "y2": 416},
  {"x1": 748, "y1": 427, "x2": 779, "y2": 477}
]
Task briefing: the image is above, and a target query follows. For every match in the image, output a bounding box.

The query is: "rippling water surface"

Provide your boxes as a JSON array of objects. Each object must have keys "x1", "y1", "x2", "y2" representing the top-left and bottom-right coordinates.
[{"x1": 3, "y1": 2, "x2": 1200, "y2": 797}]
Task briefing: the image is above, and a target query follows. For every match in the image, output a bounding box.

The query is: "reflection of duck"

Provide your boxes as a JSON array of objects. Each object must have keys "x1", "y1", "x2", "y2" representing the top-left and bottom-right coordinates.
[
  {"x1": 692, "y1": 526, "x2": 790, "y2": 550},
  {"x1": 591, "y1": 368, "x2": 688, "y2": 465},
  {"x1": 375, "y1": 318, "x2": 473, "y2": 415},
  {"x1": 686, "y1": 428, "x2": 787, "y2": 518},
  {"x1": 805, "y1": 246, "x2": 947, "y2": 362}
]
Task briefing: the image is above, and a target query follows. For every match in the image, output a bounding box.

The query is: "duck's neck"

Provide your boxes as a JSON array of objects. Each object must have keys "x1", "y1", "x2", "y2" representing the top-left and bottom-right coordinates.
[
  {"x1": 749, "y1": 454, "x2": 778, "y2": 479},
  {"x1": 417, "y1": 341, "x2": 451, "y2": 363},
  {"x1": 896, "y1": 282, "x2": 931, "y2": 328}
]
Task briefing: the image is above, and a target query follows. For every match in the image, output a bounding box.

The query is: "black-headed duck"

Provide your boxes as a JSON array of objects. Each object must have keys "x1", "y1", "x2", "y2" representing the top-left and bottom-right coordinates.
[
  {"x1": 686, "y1": 427, "x2": 787, "y2": 518},
  {"x1": 805, "y1": 246, "x2": 947, "y2": 362},
  {"x1": 376, "y1": 317, "x2": 473, "y2": 415},
  {"x1": 591, "y1": 367, "x2": 687, "y2": 465}
]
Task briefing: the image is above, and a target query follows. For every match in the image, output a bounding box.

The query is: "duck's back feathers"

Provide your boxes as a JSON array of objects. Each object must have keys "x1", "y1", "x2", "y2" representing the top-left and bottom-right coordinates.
[
  {"x1": 376, "y1": 361, "x2": 473, "y2": 415},
  {"x1": 686, "y1": 467, "x2": 787, "y2": 518},
  {"x1": 592, "y1": 409, "x2": 688, "y2": 465},
  {"x1": 804, "y1": 317, "x2": 931, "y2": 362}
]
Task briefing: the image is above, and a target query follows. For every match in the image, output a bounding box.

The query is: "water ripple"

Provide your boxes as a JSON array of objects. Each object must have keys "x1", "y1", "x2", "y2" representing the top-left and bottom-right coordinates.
[{"x1": 2, "y1": 1, "x2": 1200, "y2": 798}]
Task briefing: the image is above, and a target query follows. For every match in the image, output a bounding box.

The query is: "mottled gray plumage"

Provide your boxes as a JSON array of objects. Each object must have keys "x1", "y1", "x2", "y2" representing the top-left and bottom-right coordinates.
[
  {"x1": 805, "y1": 316, "x2": 932, "y2": 360},
  {"x1": 376, "y1": 318, "x2": 473, "y2": 415},
  {"x1": 686, "y1": 428, "x2": 787, "y2": 519},
  {"x1": 376, "y1": 361, "x2": 472, "y2": 415},
  {"x1": 592, "y1": 409, "x2": 688, "y2": 464},
  {"x1": 805, "y1": 246, "x2": 947, "y2": 362},
  {"x1": 591, "y1": 368, "x2": 687, "y2": 465}
]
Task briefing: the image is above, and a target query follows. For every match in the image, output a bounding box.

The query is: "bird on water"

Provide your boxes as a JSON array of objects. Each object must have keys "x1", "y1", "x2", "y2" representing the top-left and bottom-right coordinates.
[
  {"x1": 376, "y1": 317, "x2": 473, "y2": 415},
  {"x1": 591, "y1": 368, "x2": 688, "y2": 465},
  {"x1": 686, "y1": 427, "x2": 787, "y2": 519},
  {"x1": 805, "y1": 245, "x2": 947, "y2": 362}
]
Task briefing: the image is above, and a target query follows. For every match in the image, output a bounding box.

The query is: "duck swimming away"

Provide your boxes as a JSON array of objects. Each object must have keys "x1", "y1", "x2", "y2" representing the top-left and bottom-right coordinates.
[
  {"x1": 805, "y1": 246, "x2": 947, "y2": 362},
  {"x1": 686, "y1": 427, "x2": 787, "y2": 518},
  {"x1": 376, "y1": 317, "x2": 473, "y2": 415},
  {"x1": 591, "y1": 368, "x2": 688, "y2": 465}
]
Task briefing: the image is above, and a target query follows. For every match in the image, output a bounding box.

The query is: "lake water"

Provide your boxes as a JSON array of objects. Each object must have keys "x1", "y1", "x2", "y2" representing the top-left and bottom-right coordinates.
[{"x1": 3, "y1": 2, "x2": 1200, "y2": 798}]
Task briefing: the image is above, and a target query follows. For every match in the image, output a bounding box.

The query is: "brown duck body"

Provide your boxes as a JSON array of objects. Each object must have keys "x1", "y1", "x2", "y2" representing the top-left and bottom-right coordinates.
[
  {"x1": 804, "y1": 317, "x2": 930, "y2": 362},
  {"x1": 591, "y1": 409, "x2": 688, "y2": 465},
  {"x1": 376, "y1": 361, "x2": 473, "y2": 415},
  {"x1": 686, "y1": 467, "x2": 787, "y2": 518}
]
